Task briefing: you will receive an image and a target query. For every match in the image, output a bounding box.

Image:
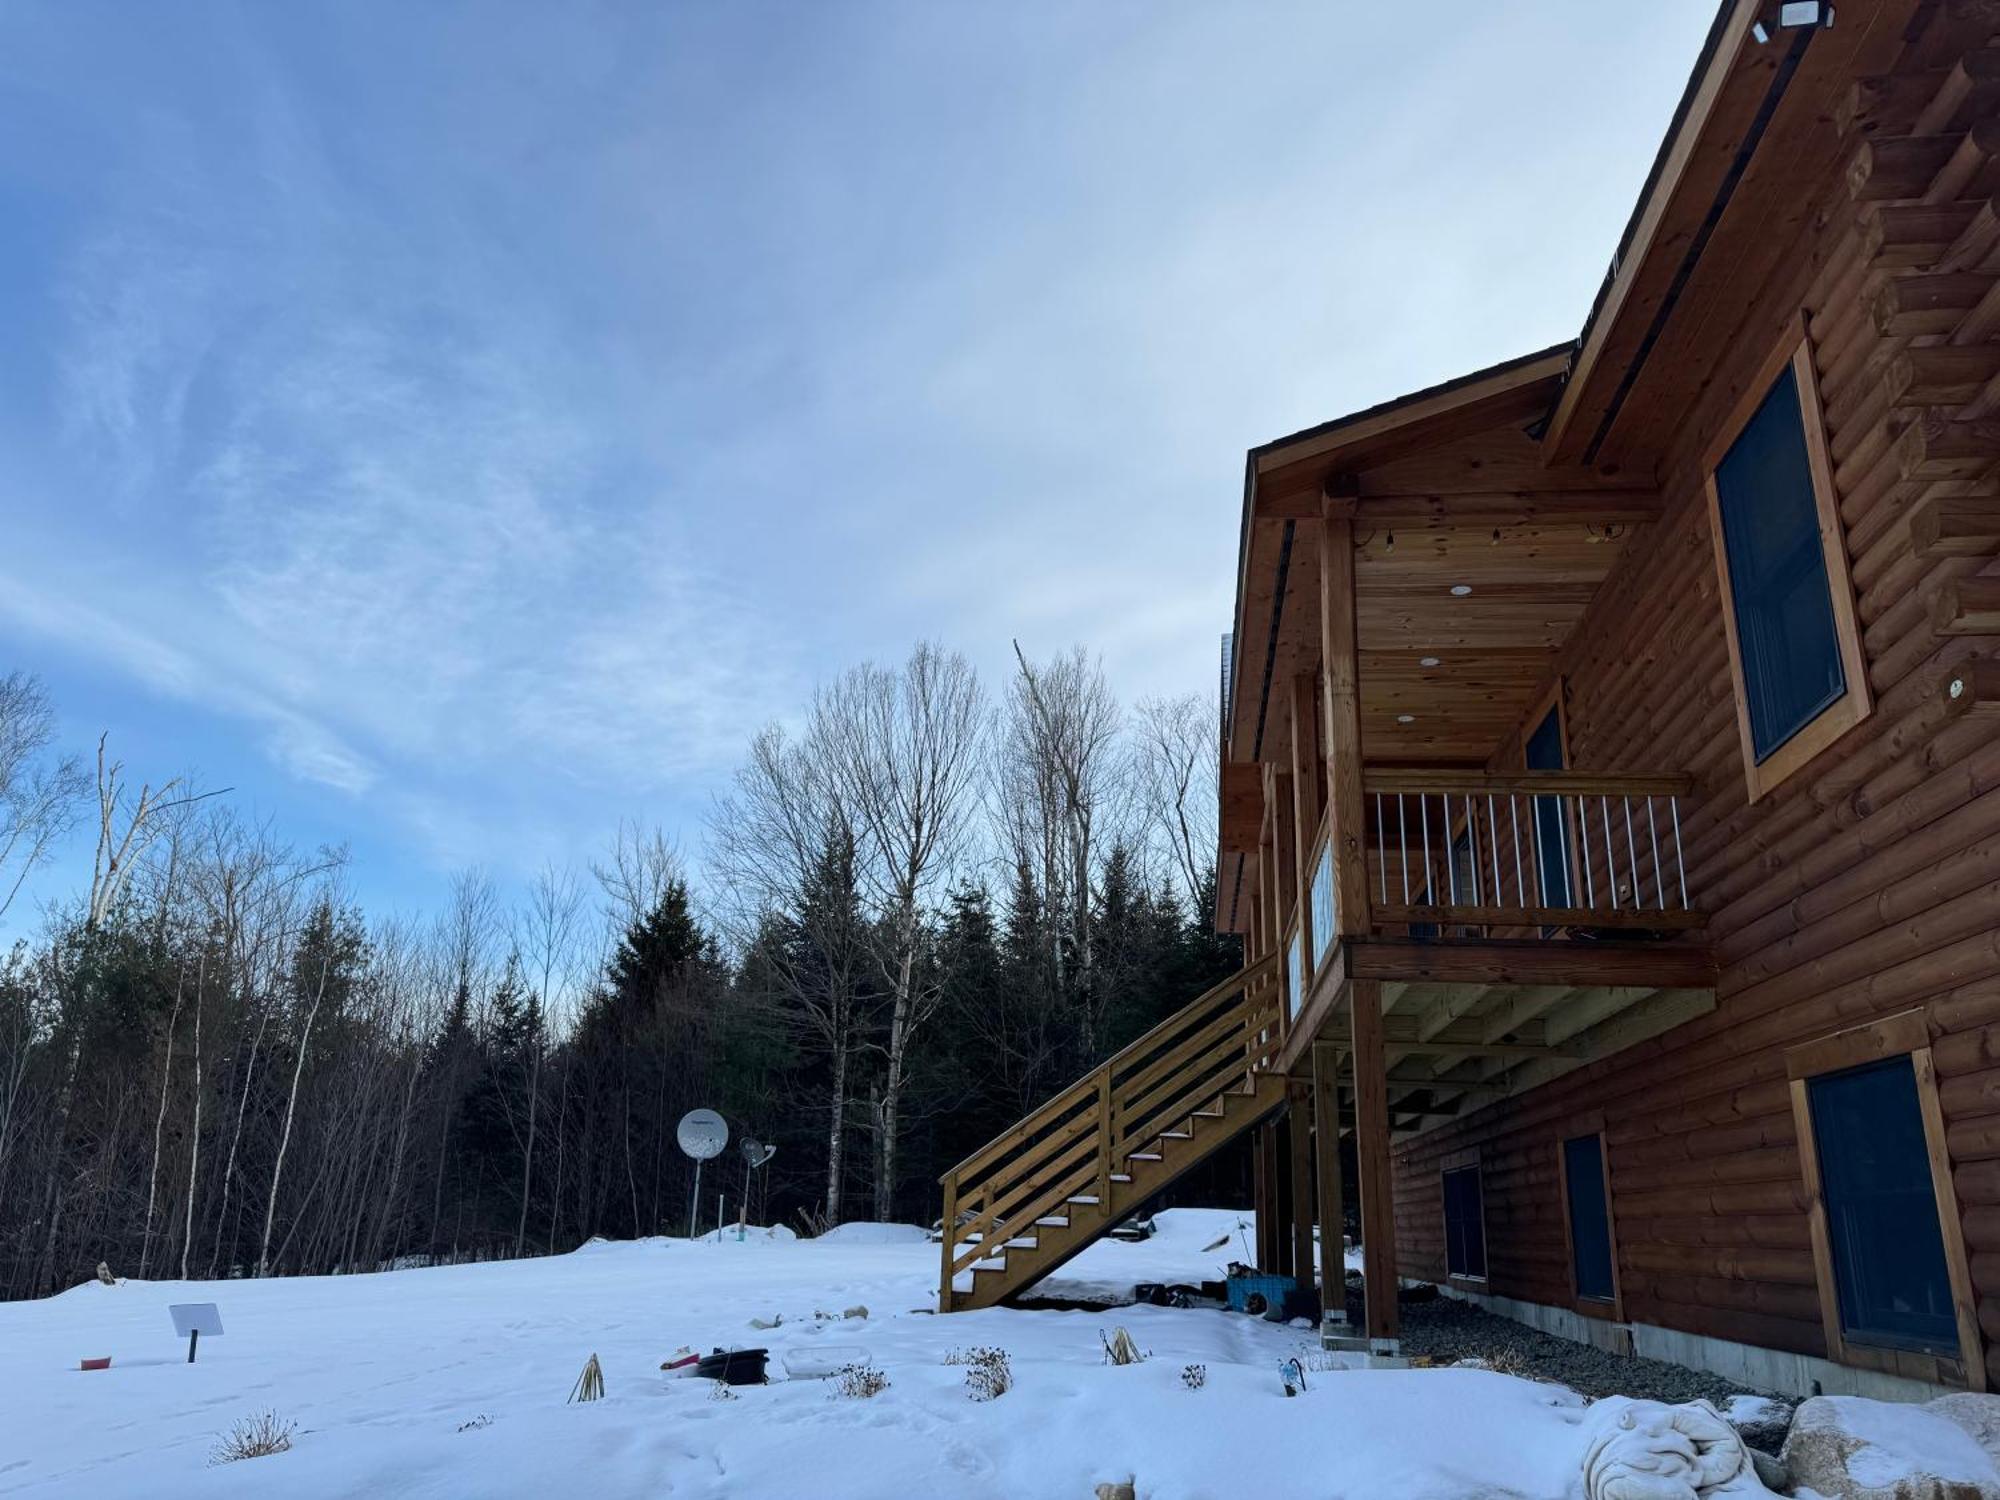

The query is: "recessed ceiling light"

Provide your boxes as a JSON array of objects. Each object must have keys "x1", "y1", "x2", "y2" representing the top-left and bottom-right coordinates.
[
  {"x1": 1396, "y1": 714, "x2": 1415, "y2": 724},
  {"x1": 1449, "y1": 584, "x2": 1472, "y2": 597},
  {"x1": 1419, "y1": 656, "x2": 1441, "y2": 668}
]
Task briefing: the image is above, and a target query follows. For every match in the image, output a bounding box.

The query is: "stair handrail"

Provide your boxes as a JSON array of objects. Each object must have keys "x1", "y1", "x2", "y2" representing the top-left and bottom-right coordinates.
[
  {"x1": 938, "y1": 953, "x2": 1280, "y2": 1302},
  {"x1": 937, "y1": 950, "x2": 1280, "y2": 1186}
]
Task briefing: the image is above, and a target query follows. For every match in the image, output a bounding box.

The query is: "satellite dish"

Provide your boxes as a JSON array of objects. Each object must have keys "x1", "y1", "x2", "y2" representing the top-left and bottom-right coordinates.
[
  {"x1": 741, "y1": 1138, "x2": 777, "y2": 1169},
  {"x1": 677, "y1": 1108, "x2": 729, "y2": 1162}
]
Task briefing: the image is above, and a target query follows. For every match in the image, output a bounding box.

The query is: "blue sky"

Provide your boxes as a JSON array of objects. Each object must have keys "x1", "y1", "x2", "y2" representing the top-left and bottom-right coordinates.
[{"x1": 0, "y1": 1, "x2": 1715, "y2": 932}]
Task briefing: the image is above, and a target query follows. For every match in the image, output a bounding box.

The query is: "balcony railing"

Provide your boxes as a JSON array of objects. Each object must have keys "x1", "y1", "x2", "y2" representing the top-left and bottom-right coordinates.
[{"x1": 1360, "y1": 769, "x2": 1699, "y2": 933}]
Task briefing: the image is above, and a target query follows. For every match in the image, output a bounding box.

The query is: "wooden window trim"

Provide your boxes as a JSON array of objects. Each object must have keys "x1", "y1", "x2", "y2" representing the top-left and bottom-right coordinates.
[
  {"x1": 1441, "y1": 1153, "x2": 1487, "y2": 1286},
  {"x1": 1786, "y1": 1013, "x2": 1984, "y2": 1391},
  {"x1": 1557, "y1": 1112, "x2": 1625, "y2": 1323},
  {"x1": 1702, "y1": 313, "x2": 1871, "y2": 804}
]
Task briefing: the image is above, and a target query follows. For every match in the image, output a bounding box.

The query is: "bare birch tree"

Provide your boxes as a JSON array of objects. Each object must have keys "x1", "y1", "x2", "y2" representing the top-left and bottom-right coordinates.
[
  {"x1": 818, "y1": 644, "x2": 985, "y2": 1219},
  {"x1": 0, "y1": 673, "x2": 85, "y2": 926},
  {"x1": 1131, "y1": 692, "x2": 1218, "y2": 911}
]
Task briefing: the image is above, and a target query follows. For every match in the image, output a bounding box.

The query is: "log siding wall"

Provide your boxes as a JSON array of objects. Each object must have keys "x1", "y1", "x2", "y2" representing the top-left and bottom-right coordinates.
[{"x1": 1391, "y1": 20, "x2": 2000, "y2": 1390}]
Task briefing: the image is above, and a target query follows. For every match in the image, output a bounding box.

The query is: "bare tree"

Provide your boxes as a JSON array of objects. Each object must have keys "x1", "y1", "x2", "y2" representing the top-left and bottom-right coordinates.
[
  {"x1": 819, "y1": 644, "x2": 985, "y2": 1219},
  {"x1": 0, "y1": 673, "x2": 86, "y2": 925},
  {"x1": 708, "y1": 723, "x2": 868, "y2": 1222},
  {"x1": 1131, "y1": 692, "x2": 1218, "y2": 911},
  {"x1": 999, "y1": 643, "x2": 1128, "y2": 1054},
  {"x1": 513, "y1": 863, "x2": 585, "y2": 1252}
]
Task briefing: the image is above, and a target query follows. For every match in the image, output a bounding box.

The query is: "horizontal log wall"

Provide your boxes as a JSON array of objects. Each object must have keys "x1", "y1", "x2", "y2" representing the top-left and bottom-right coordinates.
[{"x1": 1393, "y1": 10, "x2": 2000, "y2": 1389}]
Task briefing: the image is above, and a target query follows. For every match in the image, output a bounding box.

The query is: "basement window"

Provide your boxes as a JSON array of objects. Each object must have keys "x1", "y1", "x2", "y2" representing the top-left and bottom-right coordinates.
[
  {"x1": 1704, "y1": 319, "x2": 1869, "y2": 801},
  {"x1": 1442, "y1": 1162, "x2": 1486, "y2": 1281},
  {"x1": 1787, "y1": 1012, "x2": 1981, "y2": 1385},
  {"x1": 1561, "y1": 1132, "x2": 1617, "y2": 1307},
  {"x1": 1808, "y1": 1058, "x2": 1956, "y2": 1352}
]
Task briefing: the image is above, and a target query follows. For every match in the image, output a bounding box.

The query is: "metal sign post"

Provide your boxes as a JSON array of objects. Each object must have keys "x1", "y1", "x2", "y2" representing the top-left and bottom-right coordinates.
[
  {"x1": 677, "y1": 1108, "x2": 728, "y2": 1240},
  {"x1": 169, "y1": 1303, "x2": 224, "y2": 1364}
]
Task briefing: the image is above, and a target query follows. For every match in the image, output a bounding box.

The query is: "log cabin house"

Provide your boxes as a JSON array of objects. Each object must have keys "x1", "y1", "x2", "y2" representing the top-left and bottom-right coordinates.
[{"x1": 938, "y1": 0, "x2": 2000, "y2": 1402}]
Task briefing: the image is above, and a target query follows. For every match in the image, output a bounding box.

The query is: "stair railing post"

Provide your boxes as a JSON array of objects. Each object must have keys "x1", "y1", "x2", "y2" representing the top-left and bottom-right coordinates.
[
  {"x1": 1096, "y1": 1065, "x2": 1113, "y2": 1206},
  {"x1": 938, "y1": 1173, "x2": 958, "y2": 1312}
]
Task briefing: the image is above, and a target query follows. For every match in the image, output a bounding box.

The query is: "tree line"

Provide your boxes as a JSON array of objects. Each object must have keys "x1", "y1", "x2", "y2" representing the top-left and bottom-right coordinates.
[{"x1": 0, "y1": 648, "x2": 1241, "y2": 1299}]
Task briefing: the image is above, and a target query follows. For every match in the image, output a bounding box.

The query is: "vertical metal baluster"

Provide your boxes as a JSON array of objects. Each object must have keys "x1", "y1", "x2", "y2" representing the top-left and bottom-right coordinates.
[
  {"x1": 1420, "y1": 793, "x2": 1432, "y2": 910},
  {"x1": 1622, "y1": 796, "x2": 1639, "y2": 913},
  {"x1": 1398, "y1": 793, "x2": 1409, "y2": 904},
  {"x1": 1376, "y1": 794, "x2": 1387, "y2": 904},
  {"x1": 1446, "y1": 794, "x2": 1459, "y2": 907},
  {"x1": 1487, "y1": 794, "x2": 1501, "y2": 915},
  {"x1": 1469, "y1": 795, "x2": 1481, "y2": 906},
  {"x1": 1531, "y1": 793, "x2": 1547, "y2": 907},
  {"x1": 1579, "y1": 795, "x2": 1594, "y2": 909},
  {"x1": 1646, "y1": 796, "x2": 1663, "y2": 910},
  {"x1": 1509, "y1": 794, "x2": 1524, "y2": 912},
  {"x1": 1600, "y1": 795, "x2": 1616, "y2": 909},
  {"x1": 1670, "y1": 796, "x2": 1687, "y2": 908}
]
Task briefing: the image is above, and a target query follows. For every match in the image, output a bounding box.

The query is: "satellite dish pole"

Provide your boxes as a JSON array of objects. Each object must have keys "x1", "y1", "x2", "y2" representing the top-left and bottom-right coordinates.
[
  {"x1": 739, "y1": 1137, "x2": 777, "y2": 1235},
  {"x1": 677, "y1": 1108, "x2": 729, "y2": 1240}
]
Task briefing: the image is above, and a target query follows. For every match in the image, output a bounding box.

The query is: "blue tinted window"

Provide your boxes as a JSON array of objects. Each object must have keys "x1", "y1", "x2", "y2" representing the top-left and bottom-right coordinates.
[
  {"x1": 1443, "y1": 1165, "x2": 1486, "y2": 1279},
  {"x1": 1714, "y1": 363, "x2": 1845, "y2": 761},
  {"x1": 1808, "y1": 1056, "x2": 1956, "y2": 1352},
  {"x1": 1563, "y1": 1135, "x2": 1615, "y2": 1302}
]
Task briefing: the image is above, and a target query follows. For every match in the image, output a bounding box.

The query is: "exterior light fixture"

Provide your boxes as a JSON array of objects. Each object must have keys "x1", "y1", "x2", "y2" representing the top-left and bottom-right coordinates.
[
  {"x1": 1419, "y1": 656, "x2": 1441, "y2": 668},
  {"x1": 1449, "y1": 584, "x2": 1472, "y2": 596},
  {"x1": 1396, "y1": 714, "x2": 1415, "y2": 724}
]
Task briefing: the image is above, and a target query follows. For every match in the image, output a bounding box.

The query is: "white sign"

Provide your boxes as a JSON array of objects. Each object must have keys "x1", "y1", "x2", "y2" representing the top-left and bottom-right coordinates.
[
  {"x1": 677, "y1": 1108, "x2": 728, "y2": 1161},
  {"x1": 169, "y1": 1303, "x2": 224, "y2": 1338}
]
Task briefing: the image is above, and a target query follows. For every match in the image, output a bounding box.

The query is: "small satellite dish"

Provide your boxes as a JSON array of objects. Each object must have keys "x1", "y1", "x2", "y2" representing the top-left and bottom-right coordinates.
[
  {"x1": 677, "y1": 1108, "x2": 729, "y2": 1162},
  {"x1": 741, "y1": 1138, "x2": 777, "y2": 1169}
]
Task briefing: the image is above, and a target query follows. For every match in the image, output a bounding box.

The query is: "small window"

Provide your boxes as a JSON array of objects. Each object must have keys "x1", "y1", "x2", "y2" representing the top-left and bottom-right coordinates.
[
  {"x1": 1562, "y1": 1134, "x2": 1616, "y2": 1304},
  {"x1": 1704, "y1": 322, "x2": 1868, "y2": 800},
  {"x1": 1807, "y1": 1057, "x2": 1957, "y2": 1353},
  {"x1": 1442, "y1": 1163, "x2": 1486, "y2": 1280}
]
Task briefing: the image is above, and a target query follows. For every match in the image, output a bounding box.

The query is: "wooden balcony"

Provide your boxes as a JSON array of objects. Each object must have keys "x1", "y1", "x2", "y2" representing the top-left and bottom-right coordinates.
[{"x1": 1276, "y1": 767, "x2": 1715, "y2": 1106}]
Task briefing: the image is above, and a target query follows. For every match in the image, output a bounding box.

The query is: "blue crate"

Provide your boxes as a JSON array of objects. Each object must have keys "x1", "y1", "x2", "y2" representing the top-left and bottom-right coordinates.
[{"x1": 1225, "y1": 1272, "x2": 1296, "y2": 1316}]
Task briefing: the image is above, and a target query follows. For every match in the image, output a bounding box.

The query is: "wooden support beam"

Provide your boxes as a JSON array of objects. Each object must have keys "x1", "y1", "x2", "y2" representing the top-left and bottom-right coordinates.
[
  {"x1": 1872, "y1": 273, "x2": 1998, "y2": 338},
  {"x1": 1253, "y1": 1124, "x2": 1278, "y2": 1272},
  {"x1": 1346, "y1": 937, "x2": 1717, "y2": 991},
  {"x1": 1287, "y1": 1079, "x2": 1315, "y2": 1293},
  {"x1": 1350, "y1": 976, "x2": 1397, "y2": 1344},
  {"x1": 1895, "y1": 410, "x2": 2000, "y2": 480},
  {"x1": 1860, "y1": 202, "x2": 1983, "y2": 268},
  {"x1": 1909, "y1": 493, "x2": 2000, "y2": 559},
  {"x1": 1311, "y1": 1042, "x2": 1348, "y2": 1328},
  {"x1": 1319, "y1": 517, "x2": 1370, "y2": 937},
  {"x1": 1847, "y1": 133, "x2": 1959, "y2": 201},
  {"x1": 1273, "y1": 490, "x2": 1663, "y2": 525},
  {"x1": 1888, "y1": 345, "x2": 2000, "y2": 406},
  {"x1": 1931, "y1": 577, "x2": 2000, "y2": 636},
  {"x1": 1943, "y1": 657, "x2": 2000, "y2": 719}
]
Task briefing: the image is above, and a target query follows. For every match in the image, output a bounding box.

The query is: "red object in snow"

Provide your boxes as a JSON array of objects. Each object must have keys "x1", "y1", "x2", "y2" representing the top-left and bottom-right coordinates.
[{"x1": 79, "y1": 1357, "x2": 111, "y2": 1371}]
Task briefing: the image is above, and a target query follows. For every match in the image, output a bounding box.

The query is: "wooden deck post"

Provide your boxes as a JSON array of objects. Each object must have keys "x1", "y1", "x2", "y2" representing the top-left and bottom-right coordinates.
[
  {"x1": 1287, "y1": 1079, "x2": 1315, "y2": 1292},
  {"x1": 1319, "y1": 515, "x2": 1369, "y2": 937},
  {"x1": 1256, "y1": 1124, "x2": 1281, "y2": 1270},
  {"x1": 938, "y1": 1173, "x2": 958, "y2": 1313},
  {"x1": 1312, "y1": 1041, "x2": 1348, "y2": 1326},
  {"x1": 1350, "y1": 976, "x2": 1399, "y2": 1346}
]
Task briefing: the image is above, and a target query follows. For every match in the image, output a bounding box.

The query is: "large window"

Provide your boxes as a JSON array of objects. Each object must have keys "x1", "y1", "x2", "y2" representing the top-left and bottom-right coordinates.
[
  {"x1": 1561, "y1": 1133, "x2": 1617, "y2": 1306},
  {"x1": 1705, "y1": 323, "x2": 1868, "y2": 800},
  {"x1": 1788, "y1": 1012, "x2": 1982, "y2": 1387},
  {"x1": 1442, "y1": 1161, "x2": 1486, "y2": 1281}
]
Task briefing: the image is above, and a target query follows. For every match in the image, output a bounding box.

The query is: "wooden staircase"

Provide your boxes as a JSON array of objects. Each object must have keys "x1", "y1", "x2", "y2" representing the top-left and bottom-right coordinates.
[{"x1": 937, "y1": 955, "x2": 1286, "y2": 1312}]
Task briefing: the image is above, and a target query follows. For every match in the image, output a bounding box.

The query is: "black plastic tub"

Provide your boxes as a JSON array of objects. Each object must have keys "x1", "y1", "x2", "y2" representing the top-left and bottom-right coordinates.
[{"x1": 695, "y1": 1347, "x2": 769, "y2": 1385}]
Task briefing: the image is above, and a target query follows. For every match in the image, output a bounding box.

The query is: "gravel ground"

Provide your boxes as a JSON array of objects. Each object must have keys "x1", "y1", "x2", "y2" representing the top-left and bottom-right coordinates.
[{"x1": 1370, "y1": 1288, "x2": 1787, "y2": 1413}]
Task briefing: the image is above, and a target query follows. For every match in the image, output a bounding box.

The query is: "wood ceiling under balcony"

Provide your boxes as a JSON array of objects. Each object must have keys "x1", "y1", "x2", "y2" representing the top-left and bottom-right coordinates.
[{"x1": 1225, "y1": 358, "x2": 1655, "y2": 772}]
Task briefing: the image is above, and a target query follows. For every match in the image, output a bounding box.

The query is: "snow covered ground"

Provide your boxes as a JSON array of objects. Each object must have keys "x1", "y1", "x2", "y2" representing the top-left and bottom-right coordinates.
[{"x1": 3, "y1": 1208, "x2": 1612, "y2": 1498}]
